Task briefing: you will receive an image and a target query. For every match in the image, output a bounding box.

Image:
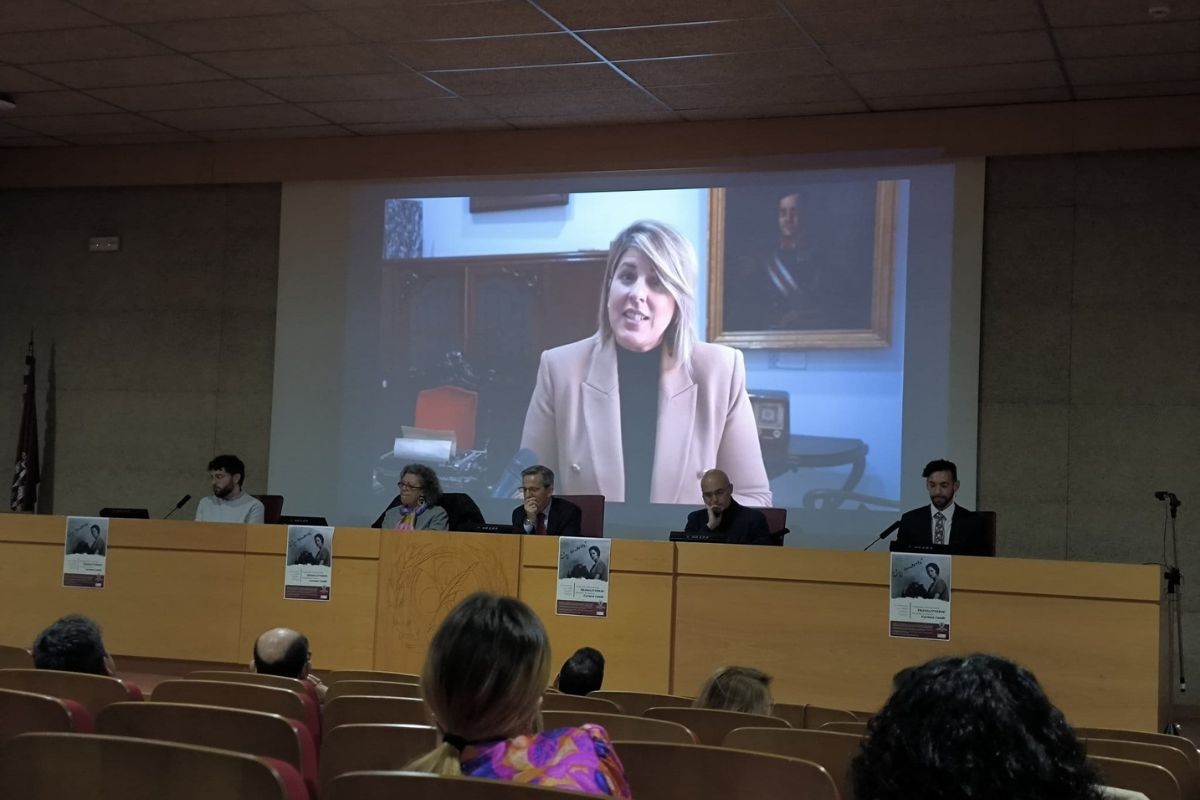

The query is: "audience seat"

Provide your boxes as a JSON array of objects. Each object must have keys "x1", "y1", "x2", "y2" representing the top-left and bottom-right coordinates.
[
  {"x1": 818, "y1": 720, "x2": 868, "y2": 734},
  {"x1": 1079, "y1": 728, "x2": 1200, "y2": 768},
  {"x1": 0, "y1": 668, "x2": 143, "y2": 719},
  {"x1": 325, "y1": 680, "x2": 423, "y2": 703},
  {"x1": 1083, "y1": 738, "x2": 1198, "y2": 800},
  {"x1": 589, "y1": 691, "x2": 691, "y2": 716},
  {"x1": 805, "y1": 705, "x2": 857, "y2": 729},
  {"x1": 612, "y1": 740, "x2": 837, "y2": 800},
  {"x1": 643, "y1": 707, "x2": 790, "y2": 746},
  {"x1": 1091, "y1": 755, "x2": 1182, "y2": 800},
  {"x1": 186, "y1": 670, "x2": 320, "y2": 706},
  {"x1": 325, "y1": 770, "x2": 591, "y2": 800},
  {"x1": 0, "y1": 688, "x2": 93, "y2": 742},
  {"x1": 320, "y1": 724, "x2": 437, "y2": 795},
  {"x1": 723, "y1": 727, "x2": 861, "y2": 800},
  {"x1": 324, "y1": 696, "x2": 431, "y2": 732},
  {"x1": 96, "y1": 701, "x2": 319, "y2": 799},
  {"x1": 325, "y1": 670, "x2": 420, "y2": 685},
  {"x1": 768, "y1": 702, "x2": 806, "y2": 729},
  {"x1": 151, "y1": 679, "x2": 320, "y2": 746},
  {"x1": 541, "y1": 693, "x2": 622, "y2": 714},
  {"x1": 0, "y1": 732, "x2": 308, "y2": 800},
  {"x1": 0, "y1": 645, "x2": 32, "y2": 669},
  {"x1": 542, "y1": 711, "x2": 696, "y2": 744}
]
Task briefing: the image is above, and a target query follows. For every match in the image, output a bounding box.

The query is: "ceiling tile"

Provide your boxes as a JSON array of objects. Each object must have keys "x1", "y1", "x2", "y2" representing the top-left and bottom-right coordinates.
[
  {"x1": 537, "y1": 0, "x2": 783, "y2": 29},
  {"x1": 13, "y1": 112, "x2": 172, "y2": 135},
  {"x1": 4, "y1": 90, "x2": 119, "y2": 117},
  {"x1": 466, "y1": 86, "x2": 667, "y2": 117},
  {"x1": 581, "y1": 18, "x2": 812, "y2": 61},
  {"x1": 62, "y1": 131, "x2": 204, "y2": 145},
  {"x1": 507, "y1": 109, "x2": 679, "y2": 127},
  {"x1": 654, "y1": 75, "x2": 857, "y2": 109},
  {"x1": 679, "y1": 99, "x2": 869, "y2": 120},
  {"x1": 324, "y1": 1, "x2": 557, "y2": 41},
  {"x1": 0, "y1": 136, "x2": 67, "y2": 146},
  {"x1": 133, "y1": 12, "x2": 357, "y2": 52},
  {"x1": 849, "y1": 60, "x2": 1065, "y2": 98},
  {"x1": 428, "y1": 63, "x2": 628, "y2": 96},
  {"x1": 251, "y1": 72, "x2": 448, "y2": 102},
  {"x1": 824, "y1": 30, "x2": 1055, "y2": 73},
  {"x1": 1042, "y1": 0, "x2": 1200, "y2": 27},
  {"x1": 0, "y1": 0, "x2": 108, "y2": 33},
  {"x1": 617, "y1": 49, "x2": 833, "y2": 88},
  {"x1": 144, "y1": 103, "x2": 330, "y2": 130},
  {"x1": 783, "y1": 0, "x2": 1045, "y2": 44},
  {"x1": 347, "y1": 117, "x2": 511, "y2": 134},
  {"x1": 69, "y1": 0, "x2": 311, "y2": 24},
  {"x1": 1066, "y1": 52, "x2": 1200, "y2": 85},
  {"x1": 869, "y1": 86, "x2": 1071, "y2": 110},
  {"x1": 0, "y1": 65, "x2": 62, "y2": 92},
  {"x1": 295, "y1": 0, "x2": 395, "y2": 8},
  {"x1": 1074, "y1": 79, "x2": 1200, "y2": 99},
  {"x1": 27, "y1": 55, "x2": 228, "y2": 89},
  {"x1": 0, "y1": 121, "x2": 37, "y2": 136},
  {"x1": 90, "y1": 81, "x2": 284, "y2": 111},
  {"x1": 200, "y1": 124, "x2": 349, "y2": 140},
  {"x1": 385, "y1": 33, "x2": 598, "y2": 70},
  {"x1": 0, "y1": 26, "x2": 170, "y2": 64},
  {"x1": 1056, "y1": 21, "x2": 1200, "y2": 58},
  {"x1": 300, "y1": 96, "x2": 493, "y2": 123},
  {"x1": 197, "y1": 44, "x2": 403, "y2": 77}
]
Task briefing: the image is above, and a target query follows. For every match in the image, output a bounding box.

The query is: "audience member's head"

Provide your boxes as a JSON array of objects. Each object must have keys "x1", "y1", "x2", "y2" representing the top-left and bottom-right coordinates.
[
  {"x1": 32, "y1": 614, "x2": 115, "y2": 676},
  {"x1": 852, "y1": 654, "x2": 1102, "y2": 800},
  {"x1": 252, "y1": 627, "x2": 311, "y2": 679},
  {"x1": 557, "y1": 647, "x2": 605, "y2": 696},
  {"x1": 692, "y1": 665, "x2": 772, "y2": 715},
  {"x1": 408, "y1": 592, "x2": 551, "y2": 775}
]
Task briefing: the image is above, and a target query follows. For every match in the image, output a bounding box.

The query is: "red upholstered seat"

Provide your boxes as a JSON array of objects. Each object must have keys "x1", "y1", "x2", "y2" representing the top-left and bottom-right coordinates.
[
  {"x1": 0, "y1": 688, "x2": 93, "y2": 742},
  {"x1": 556, "y1": 494, "x2": 605, "y2": 538},
  {"x1": 152, "y1": 679, "x2": 321, "y2": 747},
  {"x1": 0, "y1": 669, "x2": 142, "y2": 719},
  {"x1": 415, "y1": 385, "x2": 478, "y2": 452}
]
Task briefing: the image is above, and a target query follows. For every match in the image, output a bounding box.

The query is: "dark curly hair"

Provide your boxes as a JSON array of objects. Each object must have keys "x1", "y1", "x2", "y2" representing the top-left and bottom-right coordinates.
[
  {"x1": 400, "y1": 463, "x2": 442, "y2": 508},
  {"x1": 32, "y1": 614, "x2": 110, "y2": 675},
  {"x1": 852, "y1": 654, "x2": 1102, "y2": 800}
]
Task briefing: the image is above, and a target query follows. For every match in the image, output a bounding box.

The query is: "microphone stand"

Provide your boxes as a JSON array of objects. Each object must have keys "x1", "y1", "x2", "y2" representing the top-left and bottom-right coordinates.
[
  {"x1": 1160, "y1": 493, "x2": 1185, "y2": 735},
  {"x1": 864, "y1": 521, "x2": 900, "y2": 551}
]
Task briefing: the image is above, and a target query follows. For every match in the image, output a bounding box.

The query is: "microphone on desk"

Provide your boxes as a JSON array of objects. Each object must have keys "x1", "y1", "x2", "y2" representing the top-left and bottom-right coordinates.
[
  {"x1": 164, "y1": 494, "x2": 191, "y2": 520},
  {"x1": 492, "y1": 448, "x2": 537, "y2": 499},
  {"x1": 863, "y1": 520, "x2": 901, "y2": 551}
]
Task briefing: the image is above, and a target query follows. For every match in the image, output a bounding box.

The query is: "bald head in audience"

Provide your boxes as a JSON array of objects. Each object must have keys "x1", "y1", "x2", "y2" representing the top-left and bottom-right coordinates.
[{"x1": 252, "y1": 627, "x2": 327, "y2": 699}]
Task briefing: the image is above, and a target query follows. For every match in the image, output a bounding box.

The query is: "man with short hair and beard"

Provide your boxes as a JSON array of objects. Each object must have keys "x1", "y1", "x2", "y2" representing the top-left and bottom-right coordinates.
[
  {"x1": 195, "y1": 454, "x2": 265, "y2": 523},
  {"x1": 895, "y1": 459, "x2": 988, "y2": 556}
]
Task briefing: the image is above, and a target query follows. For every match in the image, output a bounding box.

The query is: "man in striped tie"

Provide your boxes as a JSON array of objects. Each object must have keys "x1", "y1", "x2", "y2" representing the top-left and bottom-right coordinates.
[{"x1": 895, "y1": 459, "x2": 991, "y2": 557}]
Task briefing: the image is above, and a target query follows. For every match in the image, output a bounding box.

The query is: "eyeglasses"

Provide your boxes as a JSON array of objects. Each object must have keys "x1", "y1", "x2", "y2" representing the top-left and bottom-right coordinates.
[{"x1": 398, "y1": 481, "x2": 423, "y2": 491}]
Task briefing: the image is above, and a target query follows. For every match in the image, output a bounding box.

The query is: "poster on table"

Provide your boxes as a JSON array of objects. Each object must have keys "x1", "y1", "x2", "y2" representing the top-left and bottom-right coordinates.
[
  {"x1": 284, "y1": 525, "x2": 334, "y2": 601},
  {"x1": 63, "y1": 516, "x2": 108, "y2": 589},
  {"x1": 888, "y1": 552, "x2": 952, "y2": 640},
  {"x1": 556, "y1": 537, "x2": 611, "y2": 617}
]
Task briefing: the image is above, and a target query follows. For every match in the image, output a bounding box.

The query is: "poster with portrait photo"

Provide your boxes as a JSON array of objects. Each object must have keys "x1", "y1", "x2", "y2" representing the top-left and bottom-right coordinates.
[
  {"x1": 888, "y1": 552, "x2": 951, "y2": 640},
  {"x1": 556, "y1": 537, "x2": 610, "y2": 617},
  {"x1": 63, "y1": 516, "x2": 108, "y2": 589},
  {"x1": 284, "y1": 525, "x2": 334, "y2": 601}
]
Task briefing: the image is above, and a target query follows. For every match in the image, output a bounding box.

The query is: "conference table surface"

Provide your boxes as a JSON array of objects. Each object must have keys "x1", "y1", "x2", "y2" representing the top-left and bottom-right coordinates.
[{"x1": 0, "y1": 514, "x2": 1165, "y2": 731}]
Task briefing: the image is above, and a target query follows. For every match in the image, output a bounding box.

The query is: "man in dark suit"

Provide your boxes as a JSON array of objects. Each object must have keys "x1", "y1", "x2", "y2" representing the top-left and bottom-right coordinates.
[
  {"x1": 896, "y1": 459, "x2": 990, "y2": 556},
  {"x1": 511, "y1": 464, "x2": 582, "y2": 536},
  {"x1": 683, "y1": 469, "x2": 774, "y2": 545}
]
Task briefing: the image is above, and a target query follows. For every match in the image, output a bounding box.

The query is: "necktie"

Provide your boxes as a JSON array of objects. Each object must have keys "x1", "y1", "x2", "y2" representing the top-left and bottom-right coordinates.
[
  {"x1": 535, "y1": 512, "x2": 546, "y2": 536},
  {"x1": 933, "y1": 511, "x2": 945, "y2": 544}
]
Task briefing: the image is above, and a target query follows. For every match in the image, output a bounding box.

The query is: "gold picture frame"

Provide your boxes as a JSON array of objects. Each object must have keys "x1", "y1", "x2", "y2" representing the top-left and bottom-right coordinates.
[{"x1": 707, "y1": 180, "x2": 899, "y2": 349}]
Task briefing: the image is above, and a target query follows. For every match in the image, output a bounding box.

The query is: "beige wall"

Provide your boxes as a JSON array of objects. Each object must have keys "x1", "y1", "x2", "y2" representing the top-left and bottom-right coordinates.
[{"x1": 0, "y1": 184, "x2": 279, "y2": 519}]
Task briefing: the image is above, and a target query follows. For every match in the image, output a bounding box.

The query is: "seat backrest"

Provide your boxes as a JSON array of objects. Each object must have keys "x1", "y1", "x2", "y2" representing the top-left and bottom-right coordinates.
[
  {"x1": 759, "y1": 507, "x2": 788, "y2": 540},
  {"x1": 415, "y1": 385, "x2": 479, "y2": 451},
  {"x1": 324, "y1": 696, "x2": 431, "y2": 732},
  {"x1": 253, "y1": 495, "x2": 285, "y2": 524},
  {"x1": 0, "y1": 645, "x2": 32, "y2": 670},
  {"x1": 320, "y1": 724, "x2": 438, "y2": 795},
  {"x1": 325, "y1": 669, "x2": 421, "y2": 685},
  {"x1": 805, "y1": 705, "x2": 858, "y2": 729},
  {"x1": 555, "y1": 495, "x2": 605, "y2": 538},
  {"x1": 978, "y1": 510, "x2": 998, "y2": 556},
  {"x1": 1091, "y1": 755, "x2": 1182, "y2": 800},
  {"x1": 643, "y1": 707, "x2": 790, "y2": 746},
  {"x1": 612, "y1": 740, "x2": 837, "y2": 800},
  {"x1": 96, "y1": 701, "x2": 318, "y2": 798},
  {"x1": 441, "y1": 492, "x2": 485, "y2": 531},
  {"x1": 769, "y1": 702, "x2": 806, "y2": 729},
  {"x1": 326, "y1": 770, "x2": 593, "y2": 800},
  {"x1": 541, "y1": 692, "x2": 622, "y2": 714},
  {"x1": 186, "y1": 671, "x2": 320, "y2": 706},
  {"x1": 1084, "y1": 739, "x2": 1198, "y2": 800},
  {"x1": 151, "y1": 680, "x2": 320, "y2": 745},
  {"x1": 723, "y1": 727, "x2": 862, "y2": 800},
  {"x1": 819, "y1": 720, "x2": 869, "y2": 735},
  {"x1": 0, "y1": 668, "x2": 141, "y2": 719},
  {"x1": 1079, "y1": 728, "x2": 1200, "y2": 769},
  {"x1": 589, "y1": 691, "x2": 692, "y2": 717},
  {"x1": 0, "y1": 732, "x2": 308, "y2": 800},
  {"x1": 326, "y1": 680, "x2": 423, "y2": 702},
  {"x1": 542, "y1": 711, "x2": 695, "y2": 744},
  {"x1": 0, "y1": 688, "x2": 93, "y2": 742}
]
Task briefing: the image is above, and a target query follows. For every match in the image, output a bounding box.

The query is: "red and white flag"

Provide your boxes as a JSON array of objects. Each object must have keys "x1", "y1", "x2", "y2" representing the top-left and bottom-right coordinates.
[{"x1": 10, "y1": 339, "x2": 39, "y2": 513}]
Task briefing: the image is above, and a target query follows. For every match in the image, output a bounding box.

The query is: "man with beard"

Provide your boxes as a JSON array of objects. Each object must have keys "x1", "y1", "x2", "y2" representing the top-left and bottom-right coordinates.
[
  {"x1": 195, "y1": 454, "x2": 264, "y2": 523},
  {"x1": 896, "y1": 459, "x2": 988, "y2": 556}
]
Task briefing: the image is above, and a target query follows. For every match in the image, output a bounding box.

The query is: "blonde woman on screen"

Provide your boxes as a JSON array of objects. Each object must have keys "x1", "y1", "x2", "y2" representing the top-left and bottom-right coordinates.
[{"x1": 519, "y1": 220, "x2": 771, "y2": 507}]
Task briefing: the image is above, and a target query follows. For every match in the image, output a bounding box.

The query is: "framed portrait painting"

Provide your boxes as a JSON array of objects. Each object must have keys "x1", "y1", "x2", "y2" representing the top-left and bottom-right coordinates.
[{"x1": 707, "y1": 180, "x2": 899, "y2": 349}]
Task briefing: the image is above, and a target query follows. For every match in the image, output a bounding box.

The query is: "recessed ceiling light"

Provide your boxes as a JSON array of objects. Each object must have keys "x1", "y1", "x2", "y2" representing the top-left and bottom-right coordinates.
[
  {"x1": 0, "y1": 93, "x2": 16, "y2": 112},
  {"x1": 1148, "y1": 2, "x2": 1171, "y2": 19}
]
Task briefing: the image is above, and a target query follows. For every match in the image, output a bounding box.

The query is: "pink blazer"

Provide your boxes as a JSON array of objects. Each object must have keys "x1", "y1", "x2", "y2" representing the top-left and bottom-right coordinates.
[{"x1": 520, "y1": 335, "x2": 772, "y2": 506}]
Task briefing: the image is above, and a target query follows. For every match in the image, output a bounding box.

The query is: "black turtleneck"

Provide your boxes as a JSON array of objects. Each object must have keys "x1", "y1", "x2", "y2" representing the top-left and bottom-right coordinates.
[{"x1": 616, "y1": 346, "x2": 661, "y2": 505}]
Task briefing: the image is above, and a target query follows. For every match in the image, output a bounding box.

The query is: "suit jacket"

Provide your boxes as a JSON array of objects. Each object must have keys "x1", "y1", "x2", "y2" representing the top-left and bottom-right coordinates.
[
  {"x1": 896, "y1": 505, "x2": 989, "y2": 557},
  {"x1": 519, "y1": 335, "x2": 771, "y2": 506},
  {"x1": 683, "y1": 500, "x2": 774, "y2": 546},
  {"x1": 511, "y1": 497, "x2": 582, "y2": 537}
]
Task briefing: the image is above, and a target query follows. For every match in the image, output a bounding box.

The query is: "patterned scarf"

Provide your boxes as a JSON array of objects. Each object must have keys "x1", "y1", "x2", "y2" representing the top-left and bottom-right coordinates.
[{"x1": 393, "y1": 503, "x2": 427, "y2": 530}]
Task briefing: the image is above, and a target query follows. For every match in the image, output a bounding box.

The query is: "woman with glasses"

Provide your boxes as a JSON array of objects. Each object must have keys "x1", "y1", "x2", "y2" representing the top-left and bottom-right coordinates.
[{"x1": 380, "y1": 463, "x2": 449, "y2": 530}]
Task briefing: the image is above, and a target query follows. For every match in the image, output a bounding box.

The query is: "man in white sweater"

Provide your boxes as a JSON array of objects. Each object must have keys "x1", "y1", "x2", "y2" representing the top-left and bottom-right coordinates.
[{"x1": 195, "y1": 454, "x2": 265, "y2": 524}]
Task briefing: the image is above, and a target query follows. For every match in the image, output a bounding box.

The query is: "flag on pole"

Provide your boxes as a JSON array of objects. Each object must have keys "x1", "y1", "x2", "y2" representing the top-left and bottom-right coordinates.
[{"x1": 10, "y1": 339, "x2": 39, "y2": 513}]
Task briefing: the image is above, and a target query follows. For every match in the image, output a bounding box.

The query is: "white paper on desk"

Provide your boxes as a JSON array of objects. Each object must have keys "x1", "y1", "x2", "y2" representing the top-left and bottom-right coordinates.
[
  {"x1": 888, "y1": 552, "x2": 951, "y2": 640},
  {"x1": 63, "y1": 515, "x2": 108, "y2": 589},
  {"x1": 556, "y1": 537, "x2": 610, "y2": 618},
  {"x1": 284, "y1": 525, "x2": 334, "y2": 601}
]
